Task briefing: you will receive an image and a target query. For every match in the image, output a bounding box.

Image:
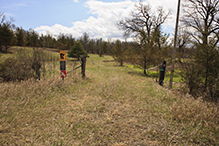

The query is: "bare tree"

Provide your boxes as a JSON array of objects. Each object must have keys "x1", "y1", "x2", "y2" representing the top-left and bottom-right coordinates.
[
  {"x1": 182, "y1": 0, "x2": 219, "y2": 47},
  {"x1": 118, "y1": 1, "x2": 171, "y2": 75}
]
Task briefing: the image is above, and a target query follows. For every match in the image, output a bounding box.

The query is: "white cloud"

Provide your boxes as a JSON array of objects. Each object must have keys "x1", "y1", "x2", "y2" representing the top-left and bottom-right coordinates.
[
  {"x1": 3, "y1": 2, "x2": 28, "y2": 9},
  {"x1": 35, "y1": 0, "x2": 178, "y2": 40},
  {"x1": 73, "y1": 0, "x2": 79, "y2": 2},
  {"x1": 35, "y1": 24, "x2": 81, "y2": 37}
]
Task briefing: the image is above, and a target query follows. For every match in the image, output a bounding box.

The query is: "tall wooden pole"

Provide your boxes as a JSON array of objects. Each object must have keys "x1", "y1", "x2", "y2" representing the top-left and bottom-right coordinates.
[{"x1": 169, "y1": 0, "x2": 181, "y2": 88}]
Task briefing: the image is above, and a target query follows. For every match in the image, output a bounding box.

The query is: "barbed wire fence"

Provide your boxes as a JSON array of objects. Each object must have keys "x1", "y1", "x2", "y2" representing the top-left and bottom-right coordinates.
[
  {"x1": 5, "y1": 47, "x2": 164, "y2": 82},
  {"x1": 47, "y1": 58, "x2": 164, "y2": 80},
  {"x1": 89, "y1": 60, "x2": 162, "y2": 72}
]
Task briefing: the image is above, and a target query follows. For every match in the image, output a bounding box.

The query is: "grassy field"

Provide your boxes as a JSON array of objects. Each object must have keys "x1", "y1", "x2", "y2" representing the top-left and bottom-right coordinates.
[{"x1": 0, "y1": 48, "x2": 219, "y2": 145}]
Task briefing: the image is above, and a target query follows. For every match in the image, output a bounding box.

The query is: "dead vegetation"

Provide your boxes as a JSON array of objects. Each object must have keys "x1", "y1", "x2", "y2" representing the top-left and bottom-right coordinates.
[
  {"x1": 0, "y1": 47, "x2": 59, "y2": 82},
  {"x1": 0, "y1": 54, "x2": 218, "y2": 145}
]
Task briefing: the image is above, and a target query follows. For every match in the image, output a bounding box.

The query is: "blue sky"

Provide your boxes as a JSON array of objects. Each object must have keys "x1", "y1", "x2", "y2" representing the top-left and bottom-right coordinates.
[
  {"x1": 0, "y1": 0, "x2": 178, "y2": 40},
  {"x1": 1, "y1": 0, "x2": 91, "y2": 29}
]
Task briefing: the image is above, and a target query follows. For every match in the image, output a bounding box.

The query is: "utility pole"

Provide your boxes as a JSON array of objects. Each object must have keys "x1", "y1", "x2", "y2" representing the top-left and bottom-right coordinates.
[{"x1": 169, "y1": 0, "x2": 181, "y2": 88}]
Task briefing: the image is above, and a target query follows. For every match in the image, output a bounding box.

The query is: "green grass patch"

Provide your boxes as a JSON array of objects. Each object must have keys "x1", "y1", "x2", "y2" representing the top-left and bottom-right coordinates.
[{"x1": 127, "y1": 64, "x2": 182, "y2": 83}]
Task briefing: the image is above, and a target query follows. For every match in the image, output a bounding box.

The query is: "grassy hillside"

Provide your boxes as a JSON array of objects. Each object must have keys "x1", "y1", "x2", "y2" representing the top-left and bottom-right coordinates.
[{"x1": 0, "y1": 49, "x2": 219, "y2": 145}]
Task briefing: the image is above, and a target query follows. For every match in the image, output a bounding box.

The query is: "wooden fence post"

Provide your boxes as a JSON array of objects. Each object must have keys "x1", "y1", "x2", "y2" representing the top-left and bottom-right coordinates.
[
  {"x1": 159, "y1": 60, "x2": 166, "y2": 86},
  {"x1": 81, "y1": 55, "x2": 89, "y2": 78},
  {"x1": 32, "y1": 61, "x2": 41, "y2": 80}
]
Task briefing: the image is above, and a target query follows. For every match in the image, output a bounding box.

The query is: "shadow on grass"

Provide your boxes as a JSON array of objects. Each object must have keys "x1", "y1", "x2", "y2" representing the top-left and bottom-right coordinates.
[
  {"x1": 103, "y1": 60, "x2": 115, "y2": 62},
  {"x1": 69, "y1": 59, "x2": 80, "y2": 62},
  {"x1": 0, "y1": 50, "x2": 14, "y2": 54},
  {"x1": 127, "y1": 71, "x2": 155, "y2": 77}
]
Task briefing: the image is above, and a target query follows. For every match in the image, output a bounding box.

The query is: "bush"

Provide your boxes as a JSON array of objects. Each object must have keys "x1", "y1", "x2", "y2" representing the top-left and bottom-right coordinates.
[
  {"x1": 67, "y1": 41, "x2": 87, "y2": 60},
  {"x1": 0, "y1": 51, "x2": 33, "y2": 82},
  {"x1": 0, "y1": 48, "x2": 46, "y2": 82},
  {"x1": 180, "y1": 62, "x2": 204, "y2": 98},
  {"x1": 180, "y1": 60, "x2": 219, "y2": 102}
]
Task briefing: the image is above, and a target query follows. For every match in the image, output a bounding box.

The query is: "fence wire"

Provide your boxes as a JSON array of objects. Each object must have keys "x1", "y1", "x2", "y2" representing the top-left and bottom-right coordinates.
[
  {"x1": 66, "y1": 65, "x2": 81, "y2": 74},
  {"x1": 89, "y1": 60, "x2": 162, "y2": 72}
]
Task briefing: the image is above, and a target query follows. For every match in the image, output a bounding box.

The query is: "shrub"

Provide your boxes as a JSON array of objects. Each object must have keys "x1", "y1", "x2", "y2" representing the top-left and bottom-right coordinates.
[
  {"x1": 180, "y1": 62, "x2": 204, "y2": 98},
  {"x1": 67, "y1": 41, "x2": 87, "y2": 60},
  {"x1": 0, "y1": 48, "x2": 46, "y2": 82},
  {"x1": 0, "y1": 56, "x2": 33, "y2": 82}
]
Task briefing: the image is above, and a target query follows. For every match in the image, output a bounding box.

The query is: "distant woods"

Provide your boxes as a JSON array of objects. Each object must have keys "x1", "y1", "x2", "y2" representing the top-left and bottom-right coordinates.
[
  {"x1": 0, "y1": 14, "x2": 131, "y2": 58},
  {"x1": 0, "y1": 13, "x2": 116, "y2": 55}
]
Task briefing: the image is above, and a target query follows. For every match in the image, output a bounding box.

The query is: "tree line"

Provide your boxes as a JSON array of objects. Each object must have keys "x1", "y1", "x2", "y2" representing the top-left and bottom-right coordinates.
[
  {"x1": 0, "y1": 13, "x2": 136, "y2": 58},
  {"x1": 0, "y1": 13, "x2": 118, "y2": 55}
]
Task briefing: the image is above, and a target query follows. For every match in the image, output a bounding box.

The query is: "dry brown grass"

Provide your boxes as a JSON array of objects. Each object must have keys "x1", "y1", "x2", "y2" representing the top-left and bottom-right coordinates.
[{"x1": 0, "y1": 54, "x2": 218, "y2": 145}]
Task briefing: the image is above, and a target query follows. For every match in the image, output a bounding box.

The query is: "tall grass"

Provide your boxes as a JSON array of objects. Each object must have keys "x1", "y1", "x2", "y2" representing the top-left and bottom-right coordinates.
[{"x1": 0, "y1": 53, "x2": 218, "y2": 145}]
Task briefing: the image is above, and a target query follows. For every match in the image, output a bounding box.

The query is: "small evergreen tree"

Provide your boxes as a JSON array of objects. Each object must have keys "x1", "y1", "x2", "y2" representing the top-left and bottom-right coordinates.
[
  {"x1": 15, "y1": 27, "x2": 26, "y2": 46},
  {"x1": 112, "y1": 40, "x2": 126, "y2": 66},
  {"x1": 67, "y1": 41, "x2": 87, "y2": 60},
  {"x1": 102, "y1": 41, "x2": 108, "y2": 54},
  {"x1": 0, "y1": 23, "x2": 14, "y2": 52},
  {"x1": 25, "y1": 29, "x2": 39, "y2": 47}
]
